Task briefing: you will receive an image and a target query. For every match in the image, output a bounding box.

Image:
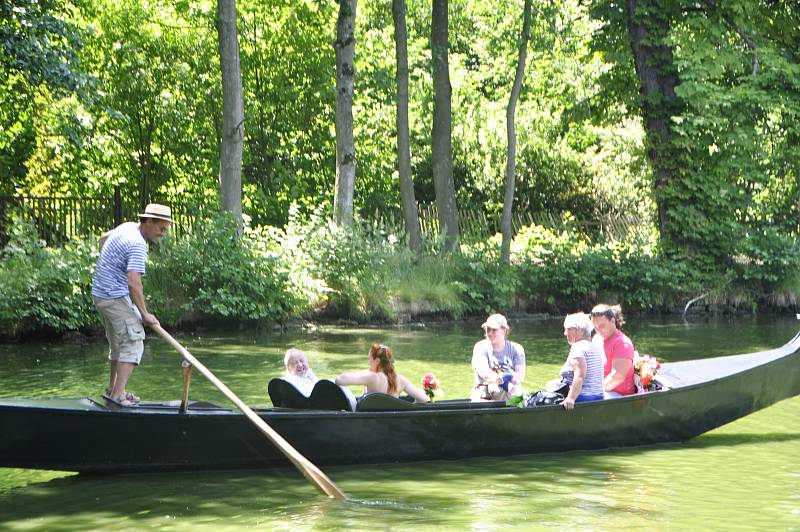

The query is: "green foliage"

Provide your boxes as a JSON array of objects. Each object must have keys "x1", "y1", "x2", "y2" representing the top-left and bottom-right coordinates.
[
  {"x1": 591, "y1": 0, "x2": 800, "y2": 264},
  {"x1": 2, "y1": 210, "x2": 800, "y2": 340},
  {"x1": 0, "y1": 0, "x2": 89, "y2": 195},
  {"x1": 0, "y1": 0, "x2": 86, "y2": 93},
  {"x1": 0, "y1": 219, "x2": 97, "y2": 336},
  {"x1": 385, "y1": 253, "x2": 467, "y2": 316},
  {"x1": 146, "y1": 214, "x2": 296, "y2": 323},
  {"x1": 303, "y1": 215, "x2": 393, "y2": 320},
  {"x1": 457, "y1": 239, "x2": 520, "y2": 314},
  {"x1": 512, "y1": 223, "x2": 693, "y2": 311},
  {"x1": 734, "y1": 228, "x2": 800, "y2": 287},
  {"x1": 2, "y1": 0, "x2": 799, "y2": 324}
]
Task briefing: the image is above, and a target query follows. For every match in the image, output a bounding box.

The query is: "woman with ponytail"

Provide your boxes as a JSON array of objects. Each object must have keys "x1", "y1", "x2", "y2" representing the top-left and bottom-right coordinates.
[{"x1": 335, "y1": 343, "x2": 429, "y2": 403}]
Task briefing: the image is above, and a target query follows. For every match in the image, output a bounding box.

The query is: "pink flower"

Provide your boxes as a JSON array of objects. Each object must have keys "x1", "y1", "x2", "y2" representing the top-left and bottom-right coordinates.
[
  {"x1": 634, "y1": 353, "x2": 661, "y2": 391},
  {"x1": 421, "y1": 373, "x2": 443, "y2": 400}
]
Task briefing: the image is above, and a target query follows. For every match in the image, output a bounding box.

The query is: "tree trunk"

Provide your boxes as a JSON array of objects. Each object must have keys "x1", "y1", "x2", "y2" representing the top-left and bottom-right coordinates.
[
  {"x1": 217, "y1": 0, "x2": 244, "y2": 235},
  {"x1": 333, "y1": 0, "x2": 357, "y2": 227},
  {"x1": 625, "y1": 0, "x2": 682, "y2": 245},
  {"x1": 501, "y1": 0, "x2": 532, "y2": 265},
  {"x1": 431, "y1": 0, "x2": 459, "y2": 252},
  {"x1": 392, "y1": 0, "x2": 422, "y2": 253}
]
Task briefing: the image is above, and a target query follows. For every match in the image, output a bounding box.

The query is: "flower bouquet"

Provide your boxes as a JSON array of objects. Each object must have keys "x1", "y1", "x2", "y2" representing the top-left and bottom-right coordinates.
[
  {"x1": 421, "y1": 373, "x2": 444, "y2": 400},
  {"x1": 633, "y1": 353, "x2": 661, "y2": 392}
]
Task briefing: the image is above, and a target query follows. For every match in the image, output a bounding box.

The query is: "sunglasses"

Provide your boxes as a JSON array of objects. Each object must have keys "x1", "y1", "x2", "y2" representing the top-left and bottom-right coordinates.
[{"x1": 591, "y1": 309, "x2": 614, "y2": 319}]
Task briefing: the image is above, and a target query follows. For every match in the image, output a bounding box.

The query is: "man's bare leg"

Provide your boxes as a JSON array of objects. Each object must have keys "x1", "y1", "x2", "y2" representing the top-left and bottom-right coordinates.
[
  {"x1": 110, "y1": 362, "x2": 135, "y2": 401},
  {"x1": 108, "y1": 360, "x2": 118, "y2": 394}
]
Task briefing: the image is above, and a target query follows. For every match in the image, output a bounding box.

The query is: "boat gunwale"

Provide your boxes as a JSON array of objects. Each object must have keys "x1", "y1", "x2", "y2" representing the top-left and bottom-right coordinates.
[{"x1": 1, "y1": 330, "x2": 798, "y2": 419}]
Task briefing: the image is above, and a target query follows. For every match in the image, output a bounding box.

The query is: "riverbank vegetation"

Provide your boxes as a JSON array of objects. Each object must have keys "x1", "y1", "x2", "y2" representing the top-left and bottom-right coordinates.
[
  {"x1": 1, "y1": 0, "x2": 798, "y2": 338},
  {"x1": 1, "y1": 210, "x2": 798, "y2": 338}
]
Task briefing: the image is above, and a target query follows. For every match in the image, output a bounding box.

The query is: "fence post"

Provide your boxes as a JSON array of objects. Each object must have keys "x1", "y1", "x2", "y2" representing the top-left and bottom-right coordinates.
[{"x1": 113, "y1": 185, "x2": 122, "y2": 227}]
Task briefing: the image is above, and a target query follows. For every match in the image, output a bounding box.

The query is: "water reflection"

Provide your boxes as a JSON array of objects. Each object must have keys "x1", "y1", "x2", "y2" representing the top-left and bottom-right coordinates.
[{"x1": 1, "y1": 315, "x2": 799, "y2": 529}]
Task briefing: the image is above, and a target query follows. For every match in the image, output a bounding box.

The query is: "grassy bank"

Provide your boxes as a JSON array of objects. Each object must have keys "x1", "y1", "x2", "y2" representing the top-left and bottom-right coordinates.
[{"x1": 1, "y1": 213, "x2": 798, "y2": 339}]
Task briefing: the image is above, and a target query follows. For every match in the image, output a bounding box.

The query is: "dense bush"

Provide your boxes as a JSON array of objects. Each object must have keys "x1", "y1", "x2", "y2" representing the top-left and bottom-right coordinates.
[
  {"x1": 146, "y1": 214, "x2": 297, "y2": 324},
  {"x1": 1, "y1": 212, "x2": 798, "y2": 339},
  {"x1": 734, "y1": 227, "x2": 800, "y2": 287},
  {"x1": 0, "y1": 221, "x2": 97, "y2": 336},
  {"x1": 512, "y1": 224, "x2": 700, "y2": 312}
]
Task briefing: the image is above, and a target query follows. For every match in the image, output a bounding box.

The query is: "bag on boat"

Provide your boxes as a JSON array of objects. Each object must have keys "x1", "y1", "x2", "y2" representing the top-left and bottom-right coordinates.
[
  {"x1": 545, "y1": 378, "x2": 570, "y2": 396},
  {"x1": 525, "y1": 390, "x2": 565, "y2": 407}
]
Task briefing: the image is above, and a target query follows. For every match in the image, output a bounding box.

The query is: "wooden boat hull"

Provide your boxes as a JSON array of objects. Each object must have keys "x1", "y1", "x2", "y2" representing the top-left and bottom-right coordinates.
[{"x1": 2, "y1": 332, "x2": 799, "y2": 473}]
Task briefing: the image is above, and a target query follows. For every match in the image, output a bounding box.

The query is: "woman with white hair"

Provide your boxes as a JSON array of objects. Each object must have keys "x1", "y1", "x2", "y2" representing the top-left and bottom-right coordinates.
[{"x1": 559, "y1": 312, "x2": 605, "y2": 409}]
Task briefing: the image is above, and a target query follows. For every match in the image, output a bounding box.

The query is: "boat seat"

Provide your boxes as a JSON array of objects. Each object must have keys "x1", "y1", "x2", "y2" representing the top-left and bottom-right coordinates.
[
  {"x1": 356, "y1": 393, "x2": 507, "y2": 412},
  {"x1": 267, "y1": 378, "x2": 355, "y2": 411}
]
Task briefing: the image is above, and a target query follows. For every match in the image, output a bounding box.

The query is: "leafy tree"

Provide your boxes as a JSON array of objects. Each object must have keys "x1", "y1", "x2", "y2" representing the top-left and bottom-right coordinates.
[
  {"x1": 81, "y1": 0, "x2": 220, "y2": 209},
  {"x1": 0, "y1": 0, "x2": 85, "y2": 92},
  {"x1": 237, "y1": 0, "x2": 336, "y2": 226},
  {"x1": 431, "y1": 0, "x2": 459, "y2": 251},
  {"x1": 501, "y1": 0, "x2": 532, "y2": 264},
  {"x1": 334, "y1": 0, "x2": 357, "y2": 227},
  {"x1": 217, "y1": 0, "x2": 244, "y2": 234},
  {"x1": 591, "y1": 0, "x2": 800, "y2": 264},
  {"x1": 0, "y1": 0, "x2": 87, "y2": 195},
  {"x1": 392, "y1": 0, "x2": 422, "y2": 253}
]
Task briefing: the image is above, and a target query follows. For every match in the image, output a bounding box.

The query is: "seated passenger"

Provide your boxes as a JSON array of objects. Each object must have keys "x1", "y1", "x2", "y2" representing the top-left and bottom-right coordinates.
[
  {"x1": 591, "y1": 303, "x2": 636, "y2": 398},
  {"x1": 471, "y1": 313, "x2": 525, "y2": 401},
  {"x1": 335, "y1": 343, "x2": 429, "y2": 403},
  {"x1": 559, "y1": 312, "x2": 605, "y2": 409},
  {"x1": 282, "y1": 348, "x2": 318, "y2": 396}
]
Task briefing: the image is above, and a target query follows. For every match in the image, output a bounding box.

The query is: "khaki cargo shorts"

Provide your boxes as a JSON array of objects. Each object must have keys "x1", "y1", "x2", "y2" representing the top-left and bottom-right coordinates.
[{"x1": 93, "y1": 296, "x2": 145, "y2": 365}]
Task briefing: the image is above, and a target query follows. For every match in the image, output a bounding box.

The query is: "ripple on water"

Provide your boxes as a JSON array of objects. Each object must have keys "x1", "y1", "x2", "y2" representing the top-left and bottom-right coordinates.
[{"x1": 1, "y1": 318, "x2": 800, "y2": 530}]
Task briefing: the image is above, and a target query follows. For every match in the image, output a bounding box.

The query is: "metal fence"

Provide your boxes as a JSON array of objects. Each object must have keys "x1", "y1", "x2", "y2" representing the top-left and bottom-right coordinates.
[
  {"x1": 0, "y1": 188, "x2": 203, "y2": 246},
  {"x1": 367, "y1": 204, "x2": 653, "y2": 245},
  {"x1": 0, "y1": 191, "x2": 652, "y2": 248}
]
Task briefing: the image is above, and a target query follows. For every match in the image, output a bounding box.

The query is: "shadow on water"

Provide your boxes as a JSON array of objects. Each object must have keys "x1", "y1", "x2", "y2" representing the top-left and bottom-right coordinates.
[
  {"x1": 1, "y1": 316, "x2": 799, "y2": 529},
  {"x1": 689, "y1": 431, "x2": 800, "y2": 447},
  {"x1": 2, "y1": 425, "x2": 799, "y2": 528}
]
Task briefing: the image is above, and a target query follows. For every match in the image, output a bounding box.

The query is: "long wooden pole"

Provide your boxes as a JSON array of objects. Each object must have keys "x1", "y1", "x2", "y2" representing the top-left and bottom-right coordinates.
[
  {"x1": 152, "y1": 324, "x2": 347, "y2": 500},
  {"x1": 179, "y1": 361, "x2": 192, "y2": 414}
]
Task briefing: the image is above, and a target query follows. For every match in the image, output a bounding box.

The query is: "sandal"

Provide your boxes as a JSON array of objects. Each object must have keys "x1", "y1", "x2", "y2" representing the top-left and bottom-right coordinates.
[
  {"x1": 102, "y1": 394, "x2": 136, "y2": 407},
  {"x1": 123, "y1": 391, "x2": 141, "y2": 403},
  {"x1": 104, "y1": 389, "x2": 141, "y2": 403}
]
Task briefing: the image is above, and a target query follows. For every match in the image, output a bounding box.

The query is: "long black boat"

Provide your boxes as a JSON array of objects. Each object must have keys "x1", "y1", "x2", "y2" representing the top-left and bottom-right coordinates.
[{"x1": 2, "y1": 331, "x2": 800, "y2": 474}]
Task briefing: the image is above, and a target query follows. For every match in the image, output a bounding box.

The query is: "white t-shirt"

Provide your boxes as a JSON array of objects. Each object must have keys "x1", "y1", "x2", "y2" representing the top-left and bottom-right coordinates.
[{"x1": 283, "y1": 370, "x2": 318, "y2": 397}]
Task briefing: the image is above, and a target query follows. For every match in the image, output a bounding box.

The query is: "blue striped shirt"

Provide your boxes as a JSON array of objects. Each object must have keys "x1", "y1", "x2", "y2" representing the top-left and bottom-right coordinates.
[
  {"x1": 560, "y1": 339, "x2": 605, "y2": 397},
  {"x1": 92, "y1": 222, "x2": 147, "y2": 299}
]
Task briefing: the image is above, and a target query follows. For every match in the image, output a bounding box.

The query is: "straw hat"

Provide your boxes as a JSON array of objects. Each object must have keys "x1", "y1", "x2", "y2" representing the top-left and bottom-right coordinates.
[{"x1": 138, "y1": 203, "x2": 172, "y2": 222}]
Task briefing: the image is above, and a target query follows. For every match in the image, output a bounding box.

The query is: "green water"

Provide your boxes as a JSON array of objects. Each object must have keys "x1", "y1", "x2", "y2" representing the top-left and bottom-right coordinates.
[{"x1": 1, "y1": 316, "x2": 799, "y2": 530}]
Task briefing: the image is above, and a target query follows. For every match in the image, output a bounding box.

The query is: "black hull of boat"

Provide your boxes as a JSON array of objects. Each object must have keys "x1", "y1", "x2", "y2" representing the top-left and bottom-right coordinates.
[{"x1": 2, "y1": 332, "x2": 799, "y2": 473}]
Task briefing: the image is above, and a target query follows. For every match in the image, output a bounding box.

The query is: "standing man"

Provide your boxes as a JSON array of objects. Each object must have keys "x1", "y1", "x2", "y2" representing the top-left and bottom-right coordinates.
[
  {"x1": 471, "y1": 313, "x2": 526, "y2": 401},
  {"x1": 92, "y1": 203, "x2": 172, "y2": 405}
]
